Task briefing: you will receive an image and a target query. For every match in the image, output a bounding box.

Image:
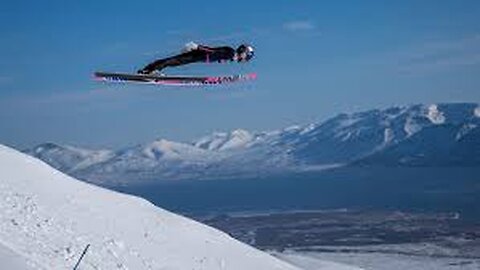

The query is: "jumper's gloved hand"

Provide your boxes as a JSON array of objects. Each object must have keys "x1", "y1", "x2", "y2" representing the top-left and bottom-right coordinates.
[{"x1": 182, "y1": 41, "x2": 199, "y2": 53}]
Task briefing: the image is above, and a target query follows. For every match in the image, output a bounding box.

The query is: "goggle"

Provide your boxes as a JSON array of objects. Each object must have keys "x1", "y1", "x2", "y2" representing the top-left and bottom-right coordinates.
[
  {"x1": 240, "y1": 49, "x2": 254, "y2": 61},
  {"x1": 245, "y1": 50, "x2": 254, "y2": 60}
]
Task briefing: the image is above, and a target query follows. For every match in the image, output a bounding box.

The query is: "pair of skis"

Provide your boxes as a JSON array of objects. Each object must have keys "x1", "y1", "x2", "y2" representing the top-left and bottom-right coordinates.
[{"x1": 94, "y1": 72, "x2": 257, "y2": 86}]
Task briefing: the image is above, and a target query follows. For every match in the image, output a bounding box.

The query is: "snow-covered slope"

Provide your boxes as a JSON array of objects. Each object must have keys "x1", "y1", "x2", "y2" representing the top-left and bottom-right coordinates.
[
  {"x1": 75, "y1": 138, "x2": 229, "y2": 185},
  {"x1": 355, "y1": 124, "x2": 480, "y2": 166},
  {"x1": 0, "y1": 242, "x2": 39, "y2": 270},
  {"x1": 0, "y1": 144, "x2": 304, "y2": 270},
  {"x1": 354, "y1": 103, "x2": 480, "y2": 166},
  {"x1": 26, "y1": 143, "x2": 114, "y2": 173},
  {"x1": 27, "y1": 103, "x2": 480, "y2": 184},
  {"x1": 194, "y1": 129, "x2": 258, "y2": 151}
]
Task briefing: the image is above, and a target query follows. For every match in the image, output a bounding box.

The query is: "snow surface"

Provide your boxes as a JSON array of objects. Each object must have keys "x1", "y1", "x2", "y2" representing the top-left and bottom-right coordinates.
[
  {"x1": 426, "y1": 104, "x2": 446, "y2": 124},
  {"x1": 0, "y1": 242, "x2": 39, "y2": 270},
  {"x1": 0, "y1": 144, "x2": 303, "y2": 270},
  {"x1": 300, "y1": 124, "x2": 317, "y2": 135},
  {"x1": 219, "y1": 129, "x2": 254, "y2": 150},
  {"x1": 194, "y1": 132, "x2": 230, "y2": 151},
  {"x1": 274, "y1": 252, "x2": 363, "y2": 270},
  {"x1": 455, "y1": 124, "x2": 478, "y2": 140},
  {"x1": 383, "y1": 128, "x2": 395, "y2": 145},
  {"x1": 403, "y1": 116, "x2": 422, "y2": 136},
  {"x1": 193, "y1": 129, "x2": 256, "y2": 151},
  {"x1": 281, "y1": 249, "x2": 480, "y2": 270},
  {"x1": 141, "y1": 139, "x2": 209, "y2": 161}
]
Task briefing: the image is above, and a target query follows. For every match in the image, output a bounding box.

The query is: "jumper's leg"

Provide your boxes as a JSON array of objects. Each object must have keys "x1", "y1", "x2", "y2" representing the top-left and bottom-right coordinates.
[{"x1": 137, "y1": 50, "x2": 205, "y2": 74}]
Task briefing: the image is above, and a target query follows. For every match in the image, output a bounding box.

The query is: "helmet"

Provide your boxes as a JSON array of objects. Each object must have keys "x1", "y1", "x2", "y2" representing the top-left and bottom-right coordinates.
[{"x1": 236, "y1": 44, "x2": 255, "y2": 62}]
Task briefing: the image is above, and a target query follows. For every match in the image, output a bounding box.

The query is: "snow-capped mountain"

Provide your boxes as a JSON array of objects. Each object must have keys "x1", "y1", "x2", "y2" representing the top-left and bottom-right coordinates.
[
  {"x1": 77, "y1": 138, "x2": 228, "y2": 185},
  {"x1": 194, "y1": 129, "x2": 259, "y2": 151},
  {"x1": 283, "y1": 103, "x2": 479, "y2": 164},
  {"x1": 27, "y1": 103, "x2": 480, "y2": 185},
  {"x1": 27, "y1": 142, "x2": 114, "y2": 173},
  {"x1": 0, "y1": 144, "x2": 308, "y2": 270}
]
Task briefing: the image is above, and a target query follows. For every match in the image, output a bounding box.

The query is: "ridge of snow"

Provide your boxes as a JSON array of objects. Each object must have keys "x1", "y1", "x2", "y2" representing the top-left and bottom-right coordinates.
[
  {"x1": 193, "y1": 129, "x2": 257, "y2": 151},
  {"x1": 403, "y1": 117, "x2": 422, "y2": 136},
  {"x1": 426, "y1": 104, "x2": 446, "y2": 124},
  {"x1": 193, "y1": 132, "x2": 229, "y2": 151},
  {"x1": 71, "y1": 150, "x2": 114, "y2": 171},
  {"x1": 142, "y1": 139, "x2": 208, "y2": 160},
  {"x1": 0, "y1": 144, "x2": 302, "y2": 270},
  {"x1": 219, "y1": 129, "x2": 254, "y2": 150},
  {"x1": 32, "y1": 143, "x2": 59, "y2": 155},
  {"x1": 300, "y1": 124, "x2": 316, "y2": 135},
  {"x1": 284, "y1": 125, "x2": 301, "y2": 132},
  {"x1": 475, "y1": 107, "x2": 480, "y2": 118},
  {"x1": 337, "y1": 116, "x2": 361, "y2": 129},
  {"x1": 383, "y1": 128, "x2": 395, "y2": 145},
  {"x1": 28, "y1": 143, "x2": 115, "y2": 173},
  {"x1": 33, "y1": 143, "x2": 111, "y2": 159},
  {"x1": 456, "y1": 124, "x2": 478, "y2": 140}
]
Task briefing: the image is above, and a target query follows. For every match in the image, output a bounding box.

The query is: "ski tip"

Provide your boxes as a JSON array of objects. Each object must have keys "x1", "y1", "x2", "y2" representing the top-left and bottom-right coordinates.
[
  {"x1": 92, "y1": 72, "x2": 104, "y2": 81},
  {"x1": 247, "y1": 73, "x2": 257, "y2": 80}
]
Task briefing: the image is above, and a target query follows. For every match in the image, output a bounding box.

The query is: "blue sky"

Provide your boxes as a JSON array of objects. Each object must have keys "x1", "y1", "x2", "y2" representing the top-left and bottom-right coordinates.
[{"x1": 1, "y1": 0, "x2": 480, "y2": 149}]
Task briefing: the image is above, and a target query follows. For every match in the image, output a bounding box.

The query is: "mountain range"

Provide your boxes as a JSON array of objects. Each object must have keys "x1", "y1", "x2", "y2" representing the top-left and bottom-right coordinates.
[{"x1": 27, "y1": 103, "x2": 480, "y2": 185}]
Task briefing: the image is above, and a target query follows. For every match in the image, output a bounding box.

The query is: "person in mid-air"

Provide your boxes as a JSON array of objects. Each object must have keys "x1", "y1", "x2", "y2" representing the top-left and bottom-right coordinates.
[{"x1": 137, "y1": 42, "x2": 255, "y2": 75}]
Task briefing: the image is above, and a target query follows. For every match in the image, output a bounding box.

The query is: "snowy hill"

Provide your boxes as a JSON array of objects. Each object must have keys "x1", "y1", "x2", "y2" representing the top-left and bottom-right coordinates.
[
  {"x1": 0, "y1": 144, "x2": 309, "y2": 269},
  {"x1": 354, "y1": 104, "x2": 480, "y2": 166},
  {"x1": 355, "y1": 124, "x2": 480, "y2": 166},
  {"x1": 0, "y1": 243, "x2": 38, "y2": 270},
  {"x1": 27, "y1": 103, "x2": 480, "y2": 184},
  {"x1": 193, "y1": 129, "x2": 259, "y2": 151},
  {"x1": 27, "y1": 143, "x2": 114, "y2": 173}
]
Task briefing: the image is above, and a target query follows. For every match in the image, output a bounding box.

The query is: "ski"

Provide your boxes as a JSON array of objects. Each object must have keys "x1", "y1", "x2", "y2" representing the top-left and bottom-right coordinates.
[{"x1": 94, "y1": 72, "x2": 257, "y2": 86}]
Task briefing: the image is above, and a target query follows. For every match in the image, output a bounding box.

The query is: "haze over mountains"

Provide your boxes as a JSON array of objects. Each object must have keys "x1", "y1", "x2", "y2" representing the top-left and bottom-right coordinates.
[{"x1": 27, "y1": 103, "x2": 480, "y2": 185}]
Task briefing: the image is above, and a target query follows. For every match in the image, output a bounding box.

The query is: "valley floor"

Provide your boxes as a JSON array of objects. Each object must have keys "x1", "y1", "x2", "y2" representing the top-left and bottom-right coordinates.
[
  {"x1": 198, "y1": 209, "x2": 480, "y2": 270},
  {"x1": 275, "y1": 247, "x2": 480, "y2": 270}
]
